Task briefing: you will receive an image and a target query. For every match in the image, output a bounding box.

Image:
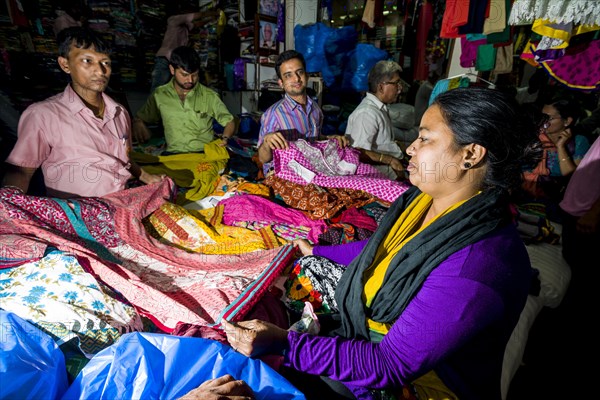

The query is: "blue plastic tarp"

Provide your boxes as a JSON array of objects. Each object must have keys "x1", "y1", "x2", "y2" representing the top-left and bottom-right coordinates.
[
  {"x1": 342, "y1": 44, "x2": 389, "y2": 92},
  {"x1": 0, "y1": 310, "x2": 68, "y2": 400},
  {"x1": 62, "y1": 332, "x2": 305, "y2": 400}
]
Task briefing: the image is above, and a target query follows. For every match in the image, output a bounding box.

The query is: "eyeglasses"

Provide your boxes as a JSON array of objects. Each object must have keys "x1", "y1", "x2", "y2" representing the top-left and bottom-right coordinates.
[
  {"x1": 543, "y1": 114, "x2": 562, "y2": 121},
  {"x1": 383, "y1": 80, "x2": 403, "y2": 88}
]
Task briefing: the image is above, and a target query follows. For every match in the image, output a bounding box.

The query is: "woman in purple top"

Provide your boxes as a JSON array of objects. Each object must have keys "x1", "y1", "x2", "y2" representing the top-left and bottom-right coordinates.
[{"x1": 223, "y1": 87, "x2": 543, "y2": 400}]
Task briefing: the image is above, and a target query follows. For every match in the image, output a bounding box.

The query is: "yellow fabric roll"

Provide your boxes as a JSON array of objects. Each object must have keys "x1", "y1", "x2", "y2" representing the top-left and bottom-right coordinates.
[
  {"x1": 131, "y1": 139, "x2": 229, "y2": 204},
  {"x1": 148, "y1": 202, "x2": 284, "y2": 255}
]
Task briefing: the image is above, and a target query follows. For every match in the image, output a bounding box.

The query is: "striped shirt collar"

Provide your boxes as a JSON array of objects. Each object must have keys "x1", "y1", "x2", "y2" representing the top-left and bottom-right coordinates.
[{"x1": 282, "y1": 92, "x2": 314, "y2": 113}]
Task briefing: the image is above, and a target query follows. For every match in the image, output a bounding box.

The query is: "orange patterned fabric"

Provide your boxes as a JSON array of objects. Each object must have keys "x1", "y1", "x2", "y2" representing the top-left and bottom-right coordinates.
[
  {"x1": 212, "y1": 175, "x2": 271, "y2": 198},
  {"x1": 265, "y1": 175, "x2": 380, "y2": 220}
]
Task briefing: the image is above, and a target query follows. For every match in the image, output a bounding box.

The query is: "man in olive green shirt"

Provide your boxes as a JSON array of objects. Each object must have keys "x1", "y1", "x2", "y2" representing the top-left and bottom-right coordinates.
[{"x1": 133, "y1": 46, "x2": 235, "y2": 153}]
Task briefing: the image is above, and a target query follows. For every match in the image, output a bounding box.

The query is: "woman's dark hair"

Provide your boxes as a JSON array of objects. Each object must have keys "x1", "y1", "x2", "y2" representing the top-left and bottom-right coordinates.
[
  {"x1": 275, "y1": 50, "x2": 306, "y2": 80},
  {"x1": 169, "y1": 46, "x2": 201, "y2": 73},
  {"x1": 58, "y1": 27, "x2": 111, "y2": 58},
  {"x1": 433, "y1": 87, "x2": 543, "y2": 191},
  {"x1": 547, "y1": 98, "x2": 581, "y2": 126}
]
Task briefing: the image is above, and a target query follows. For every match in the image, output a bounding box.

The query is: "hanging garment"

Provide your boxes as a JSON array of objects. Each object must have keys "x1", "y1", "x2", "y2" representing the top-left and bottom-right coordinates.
[
  {"x1": 484, "y1": 0, "x2": 507, "y2": 34},
  {"x1": 440, "y1": 0, "x2": 471, "y2": 38},
  {"x1": 494, "y1": 44, "x2": 514, "y2": 73},
  {"x1": 533, "y1": 19, "x2": 600, "y2": 49},
  {"x1": 429, "y1": 76, "x2": 471, "y2": 105},
  {"x1": 414, "y1": 0, "x2": 434, "y2": 81},
  {"x1": 487, "y1": 0, "x2": 514, "y2": 44},
  {"x1": 520, "y1": 39, "x2": 542, "y2": 66},
  {"x1": 509, "y1": 0, "x2": 600, "y2": 27},
  {"x1": 362, "y1": 0, "x2": 376, "y2": 28},
  {"x1": 458, "y1": 0, "x2": 490, "y2": 35},
  {"x1": 539, "y1": 38, "x2": 600, "y2": 89},
  {"x1": 476, "y1": 43, "x2": 498, "y2": 71},
  {"x1": 461, "y1": 36, "x2": 488, "y2": 67}
]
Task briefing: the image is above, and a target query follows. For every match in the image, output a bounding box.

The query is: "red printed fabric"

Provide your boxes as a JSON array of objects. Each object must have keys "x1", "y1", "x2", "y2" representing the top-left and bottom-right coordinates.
[
  {"x1": 272, "y1": 139, "x2": 411, "y2": 203},
  {"x1": 0, "y1": 180, "x2": 294, "y2": 332},
  {"x1": 264, "y1": 174, "x2": 379, "y2": 220}
]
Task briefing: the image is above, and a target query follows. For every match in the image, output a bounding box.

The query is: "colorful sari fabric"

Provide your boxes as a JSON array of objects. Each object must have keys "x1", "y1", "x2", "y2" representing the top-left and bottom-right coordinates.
[
  {"x1": 0, "y1": 181, "x2": 295, "y2": 332},
  {"x1": 540, "y1": 39, "x2": 600, "y2": 90},
  {"x1": 272, "y1": 139, "x2": 410, "y2": 203},
  {"x1": 317, "y1": 223, "x2": 374, "y2": 246},
  {"x1": 283, "y1": 255, "x2": 346, "y2": 315},
  {"x1": 130, "y1": 139, "x2": 229, "y2": 204},
  {"x1": 0, "y1": 234, "x2": 47, "y2": 268},
  {"x1": 0, "y1": 250, "x2": 142, "y2": 356},
  {"x1": 148, "y1": 202, "x2": 284, "y2": 254},
  {"x1": 211, "y1": 175, "x2": 271, "y2": 198},
  {"x1": 265, "y1": 174, "x2": 380, "y2": 220},
  {"x1": 220, "y1": 194, "x2": 328, "y2": 243},
  {"x1": 522, "y1": 131, "x2": 553, "y2": 198},
  {"x1": 335, "y1": 207, "x2": 379, "y2": 231}
]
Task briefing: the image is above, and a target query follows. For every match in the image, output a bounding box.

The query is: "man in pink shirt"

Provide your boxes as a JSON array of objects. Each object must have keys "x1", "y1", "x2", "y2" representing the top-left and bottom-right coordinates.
[{"x1": 2, "y1": 27, "x2": 164, "y2": 198}]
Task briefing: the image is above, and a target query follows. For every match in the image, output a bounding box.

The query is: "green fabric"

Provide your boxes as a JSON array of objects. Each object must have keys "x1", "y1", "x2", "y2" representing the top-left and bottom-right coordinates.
[
  {"x1": 333, "y1": 186, "x2": 511, "y2": 341},
  {"x1": 136, "y1": 79, "x2": 234, "y2": 153},
  {"x1": 476, "y1": 43, "x2": 497, "y2": 71}
]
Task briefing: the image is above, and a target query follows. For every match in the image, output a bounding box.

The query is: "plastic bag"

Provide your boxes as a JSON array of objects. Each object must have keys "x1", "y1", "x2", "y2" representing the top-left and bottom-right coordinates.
[
  {"x1": 233, "y1": 57, "x2": 249, "y2": 90},
  {"x1": 0, "y1": 310, "x2": 68, "y2": 400},
  {"x1": 62, "y1": 332, "x2": 305, "y2": 400},
  {"x1": 323, "y1": 26, "x2": 358, "y2": 88},
  {"x1": 342, "y1": 44, "x2": 389, "y2": 92},
  {"x1": 294, "y1": 23, "x2": 332, "y2": 73}
]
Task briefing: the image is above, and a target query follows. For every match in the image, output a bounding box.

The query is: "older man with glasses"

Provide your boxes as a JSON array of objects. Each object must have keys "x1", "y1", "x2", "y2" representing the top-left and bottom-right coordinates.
[{"x1": 345, "y1": 60, "x2": 406, "y2": 180}]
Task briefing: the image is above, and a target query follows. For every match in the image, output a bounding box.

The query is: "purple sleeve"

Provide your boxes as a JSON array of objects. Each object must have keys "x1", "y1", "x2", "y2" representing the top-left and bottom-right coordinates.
[
  {"x1": 283, "y1": 245, "x2": 503, "y2": 389},
  {"x1": 312, "y1": 239, "x2": 368, "y2": 266}
]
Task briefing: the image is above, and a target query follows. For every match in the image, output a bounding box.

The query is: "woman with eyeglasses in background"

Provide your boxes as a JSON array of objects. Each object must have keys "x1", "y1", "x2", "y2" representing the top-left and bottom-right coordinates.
[{"x1": 519, "y1": 98, "x2": 591, "y2": 221}]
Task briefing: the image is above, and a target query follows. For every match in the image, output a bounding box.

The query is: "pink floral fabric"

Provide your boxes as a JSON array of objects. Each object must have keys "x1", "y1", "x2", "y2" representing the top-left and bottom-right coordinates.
[
  {"x1": 272, "y1": 140, "x2": 411, "y2": 203},
  {"x1": 0, "y1": 235, "x2": 47, "y2": 268}
]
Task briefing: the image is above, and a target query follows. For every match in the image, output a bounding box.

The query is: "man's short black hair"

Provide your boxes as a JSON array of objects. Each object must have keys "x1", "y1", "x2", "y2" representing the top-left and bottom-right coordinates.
[
  {"x1": 57, "y1": 27, "x2": 111, "y2": 58},
  {"x1": 275, "y1": 50, "x2": 306, "y2": 80},
  {"x1": 170, "y1": 46, "x2": 201, "y2": 73}
]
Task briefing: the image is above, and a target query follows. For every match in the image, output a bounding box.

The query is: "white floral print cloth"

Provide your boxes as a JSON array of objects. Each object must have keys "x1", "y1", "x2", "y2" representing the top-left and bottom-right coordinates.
[{"x1": 0, "y1": 250, "x2": 142, "y2": 356}]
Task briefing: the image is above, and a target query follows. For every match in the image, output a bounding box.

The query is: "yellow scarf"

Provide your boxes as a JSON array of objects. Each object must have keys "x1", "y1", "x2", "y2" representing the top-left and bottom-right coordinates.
[{"x1": 363, "y1": 192, "x2": 474, "y2": 334}]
